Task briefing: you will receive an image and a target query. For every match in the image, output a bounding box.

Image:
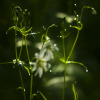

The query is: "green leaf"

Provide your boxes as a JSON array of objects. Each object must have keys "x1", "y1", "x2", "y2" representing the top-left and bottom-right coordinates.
[
  {"x1": 38, "y1": 91, "x2": 47, "y2": 100},
  {"x1": 60, "y1": 57, "x2": 66, "y2": 63},
  {"x1": 64, "y1": 32, "x2": 70, "y2": 38},
  {"x1": 60, "y1": 58, "x2": 88, "y2": 70},
  {"x1": 70, "y1": 23, "x2": 83, "y2": 30},
  {"x1": 32, "y1": 94, "x2": 37, "y2": 98},
  {"x1": 16, "y1": 87, "x2": 23, "y2": 89},
  {"x1": 16, "y1": 87, "x2": 25, "y2": 91},
  {"x1": 16, "y1": 87, "x2": 23, "y2": 90},
  {"x1": 23, "y1": 65, "x2": 30, "y2": 76},
  {"x1": 66, "y1": 61, "x2": 87, "y2": 70},
  {"x1": 72, "y1": 84, "x2": 78, "y2": 100},
  {"x1": 20, "y1": 27, "x2": 32, "y2": 36}
]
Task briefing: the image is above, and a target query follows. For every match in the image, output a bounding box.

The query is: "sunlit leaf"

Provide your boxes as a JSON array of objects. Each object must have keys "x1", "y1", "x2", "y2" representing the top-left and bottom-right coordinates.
[
  {"x1": 60, "y1": 58, "x2": 88, "y2": 71},
  {"x1": 60, "y1": 57, "x2": 66, "y2": 63},
  {"x1": 66, "y1": 61, "x2": 88, "y2": 71}
]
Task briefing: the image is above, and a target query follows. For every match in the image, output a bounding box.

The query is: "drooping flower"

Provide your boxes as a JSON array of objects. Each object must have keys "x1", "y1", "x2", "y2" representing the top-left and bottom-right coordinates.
[
  {"x1": 30, "y1": 37, "x2": 59, "y2": 77},
  {"x1": 29, "y1": 48, "x2": 52, "y2": 78}
]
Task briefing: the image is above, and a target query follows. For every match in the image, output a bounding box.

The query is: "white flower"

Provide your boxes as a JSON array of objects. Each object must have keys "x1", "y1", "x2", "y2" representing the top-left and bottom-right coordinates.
[
  {"x1": 36, "y1": 40, "x2": 59, "y2": 51},
  {"x1": 35, "y1": 40, "x2": 59, "y2": 60},
  {"x1": 30, "y1": 48, "x2": 52, "y2": 78}
]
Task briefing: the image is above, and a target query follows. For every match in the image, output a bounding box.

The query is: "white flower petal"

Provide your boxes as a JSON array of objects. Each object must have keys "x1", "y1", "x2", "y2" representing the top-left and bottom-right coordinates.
[
  {"x1": 32, "y1": 63, "x2": 37, "y2": 71},
  {"x1": 51, "y1": 44, "x2": 59, "y2": 51},
  {"x1": 43, "y1": 40, "x2": 51, "y2": 47},
  {"x1": 35, "y1": 43, "x2": 43, "y2": 50},
  {"x1": 29, "y1": 62, "x2": 36, "y2": 65},
  {"x1": 38, "y1": 48, "x2": 47, "y2": 58},
  {"x1": 35, "y1": 53, "x2": 39, "y2": 59},
  {"x1": 42, "y1": 62, "x2": 47, "y2": 72},
  {"x1": 35, "y1": 70, "x2": 38, "y2": 76},
  {"x1": 43, "y1": 50, "x2": 53, "y2": 61},
  {"x1": 38, "y1": 67, "x2": 43, "y2": 78},
  {"x1": 47, "y1": 63, "x2": 51, "y2": 68},
  {"x1": 39, "y1": 61, "x2": 47, "y2": 69}
]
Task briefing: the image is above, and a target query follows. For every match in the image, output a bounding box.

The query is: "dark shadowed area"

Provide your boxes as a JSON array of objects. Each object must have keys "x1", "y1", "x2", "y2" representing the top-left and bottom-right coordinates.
[{"x1": 0, "y1": 0, "x2": 100, "y2": 100}]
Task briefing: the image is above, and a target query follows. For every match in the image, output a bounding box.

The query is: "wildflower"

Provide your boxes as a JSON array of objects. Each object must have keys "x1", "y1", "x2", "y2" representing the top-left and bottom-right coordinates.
[
  {"x1": 36, "y1": 39, "x2": 59, "y2": 59},
  {"x1": 30, "y1": 48, "x2": 52, "y2": 78},
  {"x1": 30, "y1": 37, "x2": 59, "y2": 77}
]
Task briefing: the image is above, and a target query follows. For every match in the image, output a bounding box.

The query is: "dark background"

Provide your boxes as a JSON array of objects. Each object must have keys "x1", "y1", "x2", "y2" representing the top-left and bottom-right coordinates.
[{"x1": 0, "y1": 0, "x2": 100, "y2": 100}]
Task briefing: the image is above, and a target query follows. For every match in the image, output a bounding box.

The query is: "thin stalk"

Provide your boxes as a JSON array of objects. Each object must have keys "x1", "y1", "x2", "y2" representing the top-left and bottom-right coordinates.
[
  {"x1": 66, "y1": 30, "x2": 80, "y2": 61},
  {"x1": 62, "y1": 38, "x2": 66, "y2": 100},
  {"x1": 25, "y1": 36, "x2": 30, "y2": 63},
  {"x1": 19, "y1": 35, "x2": 24, "y2": 59},
  {"x1": 14, "y1": 23, "x2": 26, "y2": 100},
  {"x1": 80, "y1": 6, "x2": 91, "y2": 22},
  {"x1": 15, "y1": 25, "x2": 18, "y2": 60},
  {"x1": 25, "y1": 36, "x2": 33, "y2": 100},
  {"x1": 0, "y1": 62, "x2": 13, "y2": 64},
  {"x1": 62, "y1": 38, "x2": 66, "y2": 60},
  {"x1": 30, "y1": 71, "x2": 33, "y2": 100},
  {"x1": 18, "y1": 66, "x2": 26, "y2": 100},
  {"x1": 62, "y1": 30, "x2": 80, "y2": 100}
]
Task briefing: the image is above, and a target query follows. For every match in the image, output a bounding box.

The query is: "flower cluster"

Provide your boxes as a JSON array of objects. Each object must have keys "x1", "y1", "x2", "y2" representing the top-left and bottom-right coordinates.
[{"x1": 30, "y1": 39, "x2": 59, "y2": 78}]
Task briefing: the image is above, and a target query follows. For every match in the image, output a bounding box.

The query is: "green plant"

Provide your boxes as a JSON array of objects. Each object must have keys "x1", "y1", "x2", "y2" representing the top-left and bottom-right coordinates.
[{"x1": 0, "y1": 3, "x2": 96, "y2": 100}]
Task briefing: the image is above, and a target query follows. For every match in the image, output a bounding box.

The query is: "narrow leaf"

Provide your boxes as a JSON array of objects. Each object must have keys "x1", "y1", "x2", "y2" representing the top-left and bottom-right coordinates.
[
  {"x1": 60, "y1": 58, "x2": 88, "y2": 71},
  {"x1": 72, "y1": 84, "x2": 78, "y2": 100},
  {"x1": 23, "y1": 65, "x2": 30, "y2": 75},
  {"x1": 38, "y1": 91, "x2": 47, "y2": 100},
  {"x1": 16, "y1": 87, "x2": 24, "y2": 90}
]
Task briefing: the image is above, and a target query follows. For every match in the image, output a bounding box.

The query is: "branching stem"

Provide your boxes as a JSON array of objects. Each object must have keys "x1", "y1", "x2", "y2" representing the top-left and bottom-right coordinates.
[
  {"x1": 62, "y1": 37, "x2": 66, "y2": 100},
  {"x1": 62, "y1": 30, "x2": 80, "y2": 100}
]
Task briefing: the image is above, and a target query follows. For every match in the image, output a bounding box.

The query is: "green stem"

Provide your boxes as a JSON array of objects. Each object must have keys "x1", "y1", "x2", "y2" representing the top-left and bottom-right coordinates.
[
  {"x1": 25, "y1": 36, "x2": 33, "y2": 100},
  {"x1": 25, "y1": 36, "x2": 30, "y2": 63},
  {"x1": 62, "y1": 30, "x2": 80, "y2": 100},
  {"x1": 19, "y1": 35, "x2": 24, "y2": 59},
  {"x1": 62, "y1": 38, "x2": 66, "y2": 100},
  {"x1": 14, "y1": 23, "x2": 26, "y2": 100},
  {"x1": 67, "y1": 30, "x2": 80, "y2": 61},
  {"x1": 15, "y1": 25, "x2": 18, "y2": 60},
  {"x1": 0, "y1": 62, "x2": 13, "y2": 64},
  {"x1": 13, "y1": 7, "x2": 26, "y2": 100},
  {"x1": 30, "y1": 71, "x2": 33, "y2": 100},
  {"x1": 18, "y1": 66, "x2": 26, "y2": 100},
  {"x1": 80, "y1": 6, "x2": 92, "y2": 22},
  {"x1": 62, "y1": 38, "x2": 66, "y2": 60}
]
